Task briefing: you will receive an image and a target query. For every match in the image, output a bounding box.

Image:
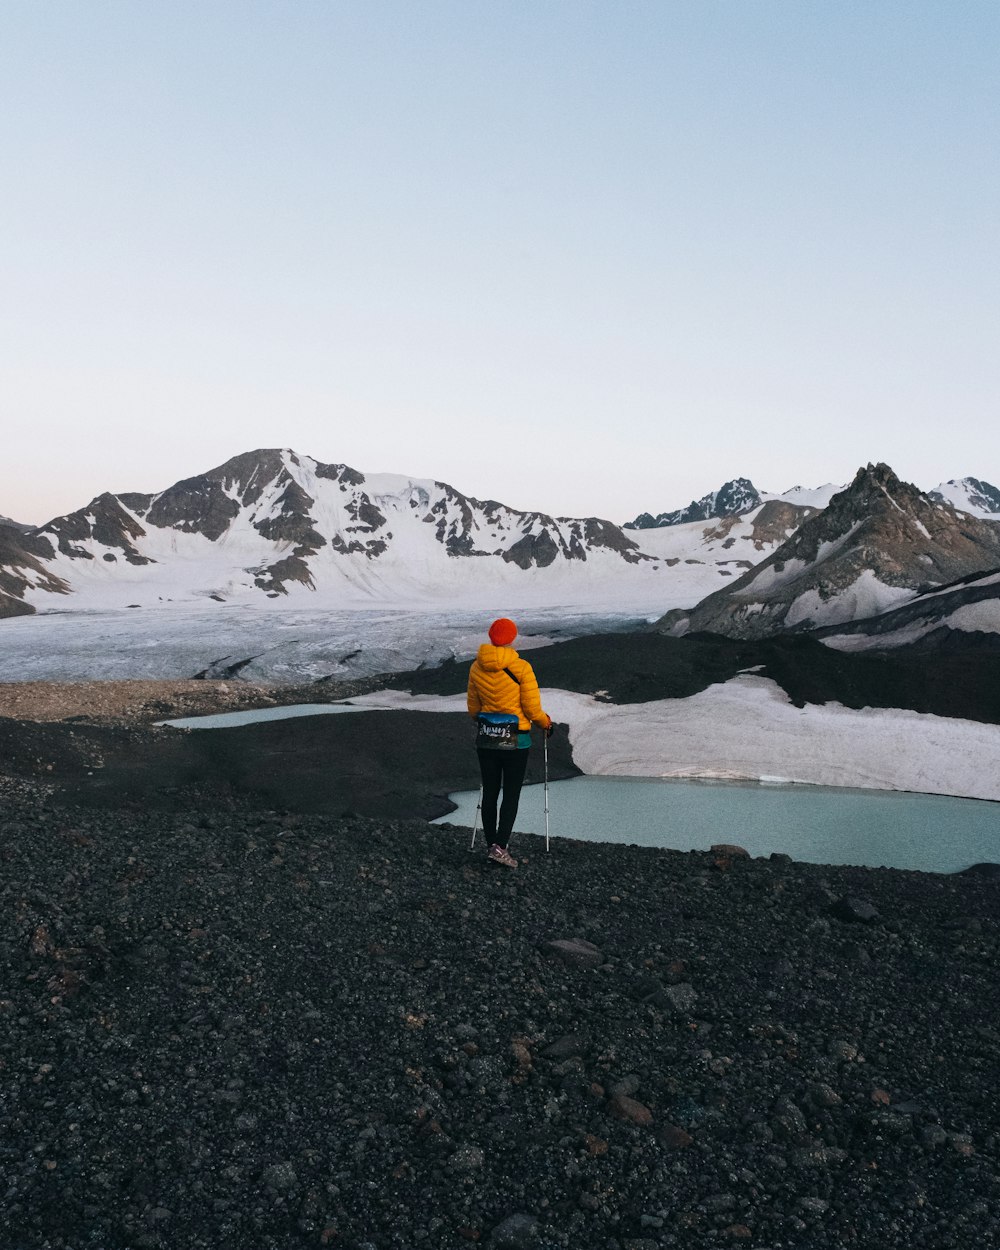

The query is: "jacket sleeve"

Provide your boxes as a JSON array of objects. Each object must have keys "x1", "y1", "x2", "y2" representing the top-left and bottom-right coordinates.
[
  {"x1": 467, "y1": 666, "x2": 482, "y2": 717},
  {"x1": 515, "y1": 659, "x2": 549, "y2": 727}
]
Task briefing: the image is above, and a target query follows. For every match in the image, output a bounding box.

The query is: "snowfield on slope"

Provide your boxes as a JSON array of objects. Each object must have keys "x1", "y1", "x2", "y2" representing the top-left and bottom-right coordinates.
[{"x1": 351, "y1": 675, "x2": 1000, "y2": 802}]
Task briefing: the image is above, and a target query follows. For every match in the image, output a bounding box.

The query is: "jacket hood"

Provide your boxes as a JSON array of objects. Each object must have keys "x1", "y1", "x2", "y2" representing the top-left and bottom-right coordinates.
[{"x1": 476, "y1": 643, "x2": 518, "y2": 672}]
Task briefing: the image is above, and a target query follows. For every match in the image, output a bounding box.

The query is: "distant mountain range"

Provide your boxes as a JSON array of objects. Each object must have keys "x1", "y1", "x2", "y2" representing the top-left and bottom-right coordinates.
[
  {"x1": 628, "y1": 475, "x2": 1000, "y2": 529},
  {"x1": 3, "y1": 453, "x2": 999, "y2": 655},
  {"x1": 0, "y1": 449, "x2": 666, "y2": 619}
]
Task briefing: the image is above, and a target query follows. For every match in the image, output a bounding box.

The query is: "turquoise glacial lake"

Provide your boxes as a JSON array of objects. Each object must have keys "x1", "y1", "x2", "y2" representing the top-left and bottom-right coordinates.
[
  {"x1": 435, "y1": 775, "x2": 1000, "y2": 874},
  {"x1": 161, "y1": 703, "x2": 999, "y2": 873}
]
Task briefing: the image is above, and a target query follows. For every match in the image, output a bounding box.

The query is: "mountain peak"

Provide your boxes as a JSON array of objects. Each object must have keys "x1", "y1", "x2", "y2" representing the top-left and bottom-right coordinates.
[
  {"x1": 929, "y1": 477, "x2": 1000, "y2": 518},
  {"x1": 626, "y1": 478, "x2": 763, "y2": 529}
]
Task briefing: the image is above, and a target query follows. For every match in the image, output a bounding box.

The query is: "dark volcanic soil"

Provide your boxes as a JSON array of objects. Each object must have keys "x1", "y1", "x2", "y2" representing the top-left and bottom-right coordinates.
[
  {"x1": 1, "y1": 787, "x2": 998, "y2": 1250},
  {"x1": 2, "y1": 631, "x2": 1000, "y2": 1248},
  {"x1": 0, "y1": 712, "x2": 580, "y2": 820}
]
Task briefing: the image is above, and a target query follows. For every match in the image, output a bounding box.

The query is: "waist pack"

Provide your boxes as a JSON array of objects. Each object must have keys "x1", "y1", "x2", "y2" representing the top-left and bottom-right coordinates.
[{"x1": 475, "y1": 712, "x2": 521, "y2": 751}]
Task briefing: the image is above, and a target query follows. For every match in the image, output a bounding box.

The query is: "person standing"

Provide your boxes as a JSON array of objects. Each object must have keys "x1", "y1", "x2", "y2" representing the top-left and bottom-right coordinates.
[{"x1": 467, "y1": 617, "x2": 552, "y2": 868}]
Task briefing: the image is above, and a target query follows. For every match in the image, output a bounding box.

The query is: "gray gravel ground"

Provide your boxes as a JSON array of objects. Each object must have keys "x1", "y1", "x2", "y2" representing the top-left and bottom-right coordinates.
[{"x1": 1, "y1": 782, "x2": 999, "y2": 1250}]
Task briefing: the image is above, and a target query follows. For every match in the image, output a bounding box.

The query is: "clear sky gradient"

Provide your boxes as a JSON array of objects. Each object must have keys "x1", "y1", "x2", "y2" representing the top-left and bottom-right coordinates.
[{"x1": 3, "y1": 1, "x2": 998, "y2": 525}]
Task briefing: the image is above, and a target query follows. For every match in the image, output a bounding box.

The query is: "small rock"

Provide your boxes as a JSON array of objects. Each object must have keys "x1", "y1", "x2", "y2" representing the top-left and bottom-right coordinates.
[
  {"x1": 827, "y1": 1039, "x2": 858, "y2": 1062},
  {"x1": 868, "y1": 1111, "x2": 913, "y2": 1137},
  {"x1": 450, "y1": 1144, "x2": 485, "y2": 1172},
  {"x1": 609, "y1": 1093, "x2": 653, "y2": 1125},
  {"x1": 540, "y1": 938, "x2": 602, "y2": 968},
  {"x1": 791, "y1": 1144, "x2": 848, "y2": 1168},
  {"x1": 921, "y1": 1124, "x2": 948, "y2": 1147},
  {"x1": 808, "y1": 1082, "x2": 842, "y2": 1108},
  {"x1": 949, "y1": 1133, "x2": 975, "y2": 1156},
  {"x1": 799, "y1": 1197, "x2": 829, "y2": 1215},
  {"x1": 664, "y1": 983, "x2": 698, "y2": 1015},
  {"x1": 702, "y1": 1193, "x2": 736, "y2": 1213},
  {"x1": 489, "y1": 1212, "x2": 539, "y2": 1247},
  {"x1": 510, "y1": 1042, "x2": 532, "y2": 1070},
  {"x1": 664, "y1": 958, "x2": 688, "y2": 983},
  {"x1": 771, "y1": 1097, "x2": 807, "y2": 1138},
  {"x1": 610, "y1": 1074, "x2": 641, "y2": 1098},
  {"x1": 710, "y1": 843, "x2": 750, "y2": 858},
  {"x1": 541, "y1": 1033, "x2": 586, "y2": 1060},
  {"x1": 828, "y1": 896, "x2": 880, "y2": 924},
  {"x1": 659, "y1": 1123, "x2": 693, "y2": 1149},
  {"x1": 262, "y1": 1161, "x2": 298, "y2": 1193}
]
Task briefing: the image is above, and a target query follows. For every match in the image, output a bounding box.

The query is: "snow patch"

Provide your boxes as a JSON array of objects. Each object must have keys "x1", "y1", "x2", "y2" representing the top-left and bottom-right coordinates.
[
  {"x1": 357, "y1": 676, "x2": 1000, "y2": 802},
  {"x1": 946, "y1": 600, "x2": 1000, "y2": 633},
  {"x1": 785, "y1": 570, "x2": 912, "y2": 629}
]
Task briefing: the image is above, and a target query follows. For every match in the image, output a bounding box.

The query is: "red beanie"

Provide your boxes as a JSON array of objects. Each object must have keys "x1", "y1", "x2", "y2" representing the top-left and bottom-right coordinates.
[{"x1": 488, "y1": 617, "x2": 517, "y2": 646}]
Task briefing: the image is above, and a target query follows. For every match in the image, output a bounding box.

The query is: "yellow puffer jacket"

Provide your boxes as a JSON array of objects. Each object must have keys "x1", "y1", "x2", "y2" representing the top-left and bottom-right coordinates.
[{"x1": 467, "y1": 644, "x2": 549, "y2": 731}]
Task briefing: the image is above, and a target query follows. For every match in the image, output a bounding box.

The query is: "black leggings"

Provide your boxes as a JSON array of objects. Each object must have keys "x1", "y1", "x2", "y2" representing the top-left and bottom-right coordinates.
[{"x1": 476, "y1": 748, "x2": 530, "y2": 849}]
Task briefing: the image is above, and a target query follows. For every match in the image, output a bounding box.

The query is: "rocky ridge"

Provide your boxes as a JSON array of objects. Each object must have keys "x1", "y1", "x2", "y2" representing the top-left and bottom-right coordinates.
[
  {"x1": 659, "y1": 464, "x2": 1000, "y2": 641},
  {"x1": 0, "y1": 512, "x2": 32, "y2": 532},
  {"x1": 627, "y1": 479, "x2": 764, "y2": 529},
  {"x1": 0, "y1": 523, "x2": 70, "y2": 619}
]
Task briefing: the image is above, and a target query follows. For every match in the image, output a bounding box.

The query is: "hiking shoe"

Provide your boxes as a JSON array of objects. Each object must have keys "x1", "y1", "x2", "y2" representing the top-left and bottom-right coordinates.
[{"x1": 487, "y1": 843, "x2": 518, "y2": 868}]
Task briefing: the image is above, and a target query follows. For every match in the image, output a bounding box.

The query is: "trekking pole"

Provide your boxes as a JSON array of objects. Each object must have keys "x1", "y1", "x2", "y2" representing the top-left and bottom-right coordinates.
[
  {"x1": 543, "y1": 731, "x2": 550, "y2": 853},
  {"x1": 470, "y1": 786, "x2": 483, "y2": 851}
]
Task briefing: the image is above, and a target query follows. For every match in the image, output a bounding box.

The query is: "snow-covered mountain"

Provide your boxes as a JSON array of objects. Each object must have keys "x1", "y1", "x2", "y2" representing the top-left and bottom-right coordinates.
[
  {"x1": 928, "y1": 477, "x2": 1000, "y2": 519},
  {"x1": 4, "y1": 448, "x2": 752, "y2": 619},
  {"x1": 626, "y1": 479, "x2": 845, "y2": 529},
  {"x1": 771, "y1": 483, "x2": 844, "y2": 510},
  {"x1": 627, "y1": 478, "x2": 763, "y2": 529},
  {"x1": 658, "y1": 463, "x2": 1000, "y2": 640}
]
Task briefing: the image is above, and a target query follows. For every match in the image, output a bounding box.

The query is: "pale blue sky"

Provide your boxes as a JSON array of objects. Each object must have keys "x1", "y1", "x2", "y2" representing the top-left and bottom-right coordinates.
[{"x1": 2, "y1": 1, "x2": 998, "y2": 525}]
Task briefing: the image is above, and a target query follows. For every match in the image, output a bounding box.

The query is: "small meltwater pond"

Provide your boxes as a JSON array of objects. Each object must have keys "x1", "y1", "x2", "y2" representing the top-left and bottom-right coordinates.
[
  {"x1": 435, "y1": 776, "x2": 1000, "y2": 874},
  {"x1": 157, "y1": 703, "x2": 372, "y2": 729}
]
